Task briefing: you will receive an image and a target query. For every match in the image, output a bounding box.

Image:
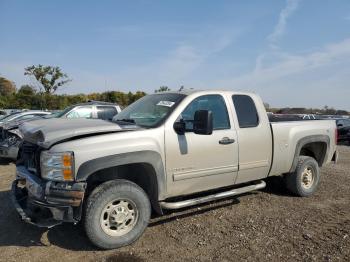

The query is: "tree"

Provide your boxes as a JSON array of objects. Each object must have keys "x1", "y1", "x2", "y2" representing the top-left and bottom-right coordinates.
[
  {"x1": 24, "y1": 65, "x2": 71, "y2": 94},
  {"x1": 0, "y1": 77, "x2": 16, "y2": 96},
  {"x1": 155, "y1": 86, "x2": 170, "y2": 93},
  {"x1": 18, "y1": 85, "x2": 36, "y2": 96}
]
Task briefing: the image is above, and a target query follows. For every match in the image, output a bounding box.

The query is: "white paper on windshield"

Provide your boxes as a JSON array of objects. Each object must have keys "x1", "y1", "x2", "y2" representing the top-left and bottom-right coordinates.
[{"x1": 157, "y1": 101, "x2": 175, "y2": 107}]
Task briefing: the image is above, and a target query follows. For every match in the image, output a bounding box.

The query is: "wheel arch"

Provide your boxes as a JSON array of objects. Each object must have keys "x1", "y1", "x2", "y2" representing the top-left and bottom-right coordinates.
[
  {"x1": 76, "y1": 151, "x2": 165, "y2": 215},
  {"x1": 290, "y1": 135, "x2": 330, "y2": 173}
]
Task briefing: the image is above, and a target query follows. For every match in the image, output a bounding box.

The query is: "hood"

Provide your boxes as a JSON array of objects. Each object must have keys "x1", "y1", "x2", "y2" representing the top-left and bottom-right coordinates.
[
  {"x1": 2, "y1": 116, "x2": 43, "y2": 131},
  {"x1": 20, "y1": 118, "x2": 139, "y2": 148}
]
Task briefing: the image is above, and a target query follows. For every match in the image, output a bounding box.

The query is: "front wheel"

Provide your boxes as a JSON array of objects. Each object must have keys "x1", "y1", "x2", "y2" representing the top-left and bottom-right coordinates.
[
  {"x1": 284, "y1": 156, "x2": 320, "y2": 197},
  {"x1": 84, "y1": 180, "x2": 151, "y2": 249}
]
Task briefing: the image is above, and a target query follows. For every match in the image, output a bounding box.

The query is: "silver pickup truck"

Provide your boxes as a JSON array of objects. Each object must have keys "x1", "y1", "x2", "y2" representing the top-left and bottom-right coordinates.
[{"x1": 12, "y1": 90, "x2": 338, "y2": 249}]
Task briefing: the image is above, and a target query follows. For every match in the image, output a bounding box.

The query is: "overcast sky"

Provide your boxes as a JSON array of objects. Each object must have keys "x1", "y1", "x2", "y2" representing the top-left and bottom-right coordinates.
[{"x1": 0, "y1": 0, "x2": 350, "y2": 109}]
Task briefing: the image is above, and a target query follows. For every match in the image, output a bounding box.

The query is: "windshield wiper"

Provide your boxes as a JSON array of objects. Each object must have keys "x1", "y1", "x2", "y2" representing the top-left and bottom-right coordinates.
[{"x1": 115, "y1": 118, "x2": 136, "y2": 123}]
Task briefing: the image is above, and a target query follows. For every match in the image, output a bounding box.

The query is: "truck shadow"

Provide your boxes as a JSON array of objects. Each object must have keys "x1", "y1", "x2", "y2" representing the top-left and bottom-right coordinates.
[
  {"x1": 0, "y1": 158, "x2": 13, "y2": 166},
  {"x1": 262, "y1": 176, "x2": 293, "y2": 197},
  {"x1": 0, "y1": 188, "x2": 243, "y2": 251},
  {"x1": 0, "y1": 189, "x2": 146, "y2": 260},
  {"x1": 0, "y1": 189, "x2": 95, "y2": 251},
  {"x1": 149, "y1": 198, "x2": 240, "y2": 227}
]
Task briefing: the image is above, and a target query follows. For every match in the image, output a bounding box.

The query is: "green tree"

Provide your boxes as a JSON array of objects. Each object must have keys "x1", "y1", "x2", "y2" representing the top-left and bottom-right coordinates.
[
  {"x1": 13, "y1": 85, "x2": 37, "y2": 109},
  {"x1": 24, "y1": 65, "x2": 71, "y2": 94},
  {"x1": 18, "y1": 85, "x2": 36, "y2": 96},
  {"x1": 155, "y1": 86, "x2": 170, "y2": 93},
  {"x1": 133, "y1": 91, "x2": 146, "y2": 101},
  {"x1": 0, "y1": 76, "x2": 16, "y2": 96}
]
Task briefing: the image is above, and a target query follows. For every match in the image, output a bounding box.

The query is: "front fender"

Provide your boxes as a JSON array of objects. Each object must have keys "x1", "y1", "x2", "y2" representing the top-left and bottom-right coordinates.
[{"x1": 76, "y1": 150, "x2": 166, "y2": 200}]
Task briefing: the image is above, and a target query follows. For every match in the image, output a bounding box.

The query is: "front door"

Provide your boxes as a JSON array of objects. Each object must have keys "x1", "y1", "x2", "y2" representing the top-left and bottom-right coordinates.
[{"x1": 164, "y1": 94, "x2": 238, "y2": 197}]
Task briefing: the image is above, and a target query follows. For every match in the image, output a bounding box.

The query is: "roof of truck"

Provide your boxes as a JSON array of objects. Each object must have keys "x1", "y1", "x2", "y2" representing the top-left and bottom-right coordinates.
[
  {"x1": 160, "y1": 89, "x2": 256, "y2": 96},
  {"x1": 74, "y1": 101, "x2": 119, "y2": 106}
]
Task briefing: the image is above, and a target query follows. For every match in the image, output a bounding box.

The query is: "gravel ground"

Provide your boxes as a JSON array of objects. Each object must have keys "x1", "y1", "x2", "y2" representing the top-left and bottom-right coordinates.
[{"x1": 0, "y1": 146, "x2": 349, "y2": 262}]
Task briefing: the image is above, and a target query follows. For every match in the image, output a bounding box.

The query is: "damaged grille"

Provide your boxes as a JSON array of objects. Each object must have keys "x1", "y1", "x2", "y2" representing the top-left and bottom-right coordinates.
[
  {"x1": 18, "y1": 142, "x2": 42, "y2": 176},
  {"x1": 0, "y1": 127, "x2": 4, "y2": 142}
]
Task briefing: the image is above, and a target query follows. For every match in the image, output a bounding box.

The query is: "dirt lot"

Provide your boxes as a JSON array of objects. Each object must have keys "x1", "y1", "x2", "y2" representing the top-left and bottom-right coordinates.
[{"x1": 0, "y1": 147, "x2": 349, "y2": 262}]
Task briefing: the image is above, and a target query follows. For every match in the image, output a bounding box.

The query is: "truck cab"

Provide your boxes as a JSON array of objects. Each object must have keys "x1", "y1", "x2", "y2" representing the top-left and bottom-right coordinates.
[{"x1": 163, "y1": 91, "x2": 272, "y2": 197}]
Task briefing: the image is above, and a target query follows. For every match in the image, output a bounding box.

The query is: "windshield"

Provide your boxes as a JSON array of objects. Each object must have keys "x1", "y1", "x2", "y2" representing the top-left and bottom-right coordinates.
[
  {"x1": 44, "y1": 111, "x2": 62, "y2": 119},
  {"x1": 54, "y1": 106, "x2": 75, "y2": 118},
  {"x1": 0, "y1": 112, "x2": 22, "y2": 122},
  {"x1": 114, "y1": 93, "x2": 185, "y2": 127}
]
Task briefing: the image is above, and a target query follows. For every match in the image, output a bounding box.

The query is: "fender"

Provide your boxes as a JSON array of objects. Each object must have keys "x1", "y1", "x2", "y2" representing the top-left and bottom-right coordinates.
[
  {"x1": 76, "y1": 150, "x2": 166, "y2": 201},
  {"x1": 289, "y1": 135, "x2": 330, "y2": 173}
]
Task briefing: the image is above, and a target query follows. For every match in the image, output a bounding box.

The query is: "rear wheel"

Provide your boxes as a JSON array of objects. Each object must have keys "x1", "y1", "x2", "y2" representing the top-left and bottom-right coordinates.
[
  {"x1": 284, "y1": 156, "x2": 320, "y2": 197},
  {"x1": 84, "y1": 180, "x2": 151, "y2": 249}
]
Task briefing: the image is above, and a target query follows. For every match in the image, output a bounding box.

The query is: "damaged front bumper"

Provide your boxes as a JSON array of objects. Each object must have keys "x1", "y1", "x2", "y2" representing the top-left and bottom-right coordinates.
[{"x1": 12, "y1": 165, "x2": 86, "y2": 228}]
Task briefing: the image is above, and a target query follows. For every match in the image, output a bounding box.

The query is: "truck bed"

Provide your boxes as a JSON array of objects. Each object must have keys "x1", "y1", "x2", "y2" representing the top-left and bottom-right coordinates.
[{"x1": 269, "y1": 120, "x2": 336, "y2": 176}]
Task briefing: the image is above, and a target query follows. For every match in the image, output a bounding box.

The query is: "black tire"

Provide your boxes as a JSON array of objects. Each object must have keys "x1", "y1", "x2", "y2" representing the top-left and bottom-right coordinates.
[
  {"x1": 284, "y1": 156, "x2": 320, "y2": 197},
  {"x1": 84, "y1": 179, "x2": 151, "y2": 249}
]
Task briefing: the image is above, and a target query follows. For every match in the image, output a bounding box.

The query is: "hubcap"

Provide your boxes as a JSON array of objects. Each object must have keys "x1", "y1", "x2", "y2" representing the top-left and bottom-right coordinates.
[
  {"x1": 301, "y1": 166, "x2": 314, "y2": 189},
  {"x1": 100, "y1": 199, "x2": 138, "y2": 237}
]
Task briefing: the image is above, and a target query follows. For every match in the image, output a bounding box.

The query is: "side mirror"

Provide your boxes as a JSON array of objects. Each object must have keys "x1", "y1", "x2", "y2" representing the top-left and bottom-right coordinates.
[
  {"x1": 193, "y1": 110, "x2": 213, "y2": 135},
  {"x1": 173, "y1": 119, "x2": 186, "y2": 135}
]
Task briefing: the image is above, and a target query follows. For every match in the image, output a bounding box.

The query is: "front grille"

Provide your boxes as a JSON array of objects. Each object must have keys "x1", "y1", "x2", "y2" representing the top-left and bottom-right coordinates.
[{"x1": 18, "y1": 142, "x2": 41, "y2": 176}]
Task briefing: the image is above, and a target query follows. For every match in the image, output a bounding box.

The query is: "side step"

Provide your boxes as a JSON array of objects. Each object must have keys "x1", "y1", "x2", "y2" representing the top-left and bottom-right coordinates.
[{"x1": 160, "y1": 180, "x2": 266, "y2": 210}]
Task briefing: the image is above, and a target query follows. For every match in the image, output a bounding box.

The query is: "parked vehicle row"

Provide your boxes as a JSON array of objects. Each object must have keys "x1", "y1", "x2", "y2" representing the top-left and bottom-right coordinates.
[
  {"x1": 11, "y1": 90, "x2": 338, "y2": 249},
  {"x1": 0, "y1": 111, "x2": 51, "y2": 159},
  {"x1": 0, "y1": 101, "x2": 121, "y2": 160}
]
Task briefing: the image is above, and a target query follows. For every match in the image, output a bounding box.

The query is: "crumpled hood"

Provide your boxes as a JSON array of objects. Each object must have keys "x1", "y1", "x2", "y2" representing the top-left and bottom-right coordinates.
[
  {"x1": 20, "y1": 118, "x2": 137, "y2": 148},
  {"x1": 2, "y1": 116, "x2": 43, "y2": 131}
]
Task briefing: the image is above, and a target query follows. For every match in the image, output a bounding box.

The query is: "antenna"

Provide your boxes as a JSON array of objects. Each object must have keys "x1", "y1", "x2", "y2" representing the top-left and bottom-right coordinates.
[{"x1": 178, "y1": 85, "x2": 184, "y2": 91}]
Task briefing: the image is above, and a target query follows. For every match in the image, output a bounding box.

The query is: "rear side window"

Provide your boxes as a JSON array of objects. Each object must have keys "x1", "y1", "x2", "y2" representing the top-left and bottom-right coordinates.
[
  {"x1": 15, "y1": 114, "x2": 37, "y2": 121},
  {"x1": 66, "y1": 106, "x2": 93, "y2": 119},
  {"x1": 232, "y1": 95, "x2": 259, "y2": 128},
  {"x1": 97, "y1": 106, "x2": 118, "y2": 120}
]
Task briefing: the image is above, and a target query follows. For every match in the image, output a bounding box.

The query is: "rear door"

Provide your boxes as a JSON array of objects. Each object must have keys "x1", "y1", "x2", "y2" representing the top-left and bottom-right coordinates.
[
  {"x1": 231, "y1": 94, "x2": 272, "y2": 184},
  {"x1": 164, "y1": 94, "x2": 239, "y2": 197}
]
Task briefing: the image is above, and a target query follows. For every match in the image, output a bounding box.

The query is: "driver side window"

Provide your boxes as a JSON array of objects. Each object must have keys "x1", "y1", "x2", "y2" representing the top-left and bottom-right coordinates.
[{"x1": 179, "y1": 95, "x2": 230, "y2": 130}]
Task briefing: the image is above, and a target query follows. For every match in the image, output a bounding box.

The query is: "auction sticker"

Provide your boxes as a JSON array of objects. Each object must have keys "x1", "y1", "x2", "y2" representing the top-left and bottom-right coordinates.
[{"x1": 157, "y1": 101, "x2": 175, "y2": 107}]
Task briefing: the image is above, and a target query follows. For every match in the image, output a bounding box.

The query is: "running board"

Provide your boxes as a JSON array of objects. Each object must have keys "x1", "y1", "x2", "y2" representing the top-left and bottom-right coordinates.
[{"x1": 160, "y1": 180, "x2": 266, "y2": 210}]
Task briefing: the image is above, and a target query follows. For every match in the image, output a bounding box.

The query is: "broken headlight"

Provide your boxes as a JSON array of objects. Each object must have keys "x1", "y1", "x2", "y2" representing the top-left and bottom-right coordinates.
[{"x1": 40, "y1": 151, "x2": 75, "y2": 181}]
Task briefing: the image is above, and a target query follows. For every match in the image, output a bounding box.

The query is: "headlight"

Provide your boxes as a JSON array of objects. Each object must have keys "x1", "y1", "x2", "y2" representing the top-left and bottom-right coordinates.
[{"x1": 40, "y1": 151, "x2": 75, "y2": 181}]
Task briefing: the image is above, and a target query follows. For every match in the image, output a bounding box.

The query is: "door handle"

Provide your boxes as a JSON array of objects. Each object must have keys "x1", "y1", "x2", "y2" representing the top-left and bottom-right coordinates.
[{"x1": 219, "y1": 137, "x2": 235, "y2": 145}]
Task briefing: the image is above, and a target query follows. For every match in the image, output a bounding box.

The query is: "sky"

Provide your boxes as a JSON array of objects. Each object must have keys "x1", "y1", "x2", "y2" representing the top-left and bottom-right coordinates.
[{"x1": 0, "y1": 0, "x2": 350, "y2": 109}]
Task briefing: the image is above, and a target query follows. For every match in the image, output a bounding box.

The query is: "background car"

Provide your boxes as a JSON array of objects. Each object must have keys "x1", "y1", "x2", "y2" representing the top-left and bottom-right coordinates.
[
  {"x1": 0, "y1": 101, "x2": 121, "y2": 160},
  {"x1": 336, "y1": 118, "x2": 350, "y2": 143},
  {"x1": 0, "y1": 110, "x2": 50, "y2": 125},
  {"x1": 48, "y1": 101, "x2": 121, "y2": 121},
  {"x1": 0, "y1": 111, "x2": 51, "y2": 160}
]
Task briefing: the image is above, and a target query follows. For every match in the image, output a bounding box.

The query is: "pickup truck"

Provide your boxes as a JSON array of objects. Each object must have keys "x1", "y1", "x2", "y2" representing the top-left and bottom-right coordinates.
[{"x1": 12, "y1": 90, "x2": 338, "y2": 249}]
